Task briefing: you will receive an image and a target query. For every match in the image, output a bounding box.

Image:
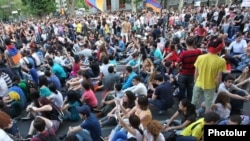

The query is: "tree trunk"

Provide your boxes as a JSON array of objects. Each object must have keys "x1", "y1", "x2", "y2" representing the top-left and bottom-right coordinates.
[
  {"x1": 131, "y1": 0, "x2": 136, "y2": 13},
  {"x1": 163, "y1": 0, "x2": 167, "y2": 9},
  {"x1": 67, "y1": 0, "x2": 76, "y2": 17}
]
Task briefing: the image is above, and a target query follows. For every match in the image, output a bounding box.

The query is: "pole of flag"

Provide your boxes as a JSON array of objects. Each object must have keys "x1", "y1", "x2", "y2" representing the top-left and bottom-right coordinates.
[{"x1": 160, "y1": 0, "x2": 163, "y2": 17}]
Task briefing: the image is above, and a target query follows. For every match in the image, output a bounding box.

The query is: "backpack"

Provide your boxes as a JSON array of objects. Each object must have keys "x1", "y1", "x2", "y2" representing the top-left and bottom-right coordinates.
[
  {"x1": 36, "y1": 129, "x2": 57, "y2": 141},
  {"x1": 7, "y1": 46, "x2": 21, "y2": 65},
  {"x1": 23, "y1": 56, "x2": 37, "y2": 68}
]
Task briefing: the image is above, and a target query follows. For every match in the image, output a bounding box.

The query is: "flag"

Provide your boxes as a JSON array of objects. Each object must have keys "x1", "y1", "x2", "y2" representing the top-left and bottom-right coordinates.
[
  {"x1": 85, "y1": 0, "x2": 105, "y2": 11},
  {"x1": 146, "y1": 0, "x2": 162, "y2": 12},
  {"x1": 85, "y1": 0, "x2": 94, "y2": 7}
]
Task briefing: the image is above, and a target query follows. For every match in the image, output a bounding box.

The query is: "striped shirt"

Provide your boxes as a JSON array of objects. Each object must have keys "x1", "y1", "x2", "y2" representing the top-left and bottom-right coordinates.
[{"x1": 177, "y1": 49, "x2": 202, "y2": 75}]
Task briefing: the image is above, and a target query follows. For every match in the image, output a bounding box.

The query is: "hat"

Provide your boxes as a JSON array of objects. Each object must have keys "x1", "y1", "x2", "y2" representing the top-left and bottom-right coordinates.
[
  {"x1": 39, "y1": 86, "x2": 52, "y2": 97},
  {"x1": 76, "y1": 105, "x2": 91, "y2": 115},
  {"x1": 207, "y1": 36, "x2": 224, "y2": 54}
]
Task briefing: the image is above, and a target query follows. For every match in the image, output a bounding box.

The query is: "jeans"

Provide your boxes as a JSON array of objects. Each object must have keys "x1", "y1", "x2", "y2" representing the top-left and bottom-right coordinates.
[
  {"x1": 176, "y1": 136, "x2": 196, "y2": 141},
  {"x1": 111, "y1": 131, "x2": 127, "y2": 141},
  {"x1": 11, "y1": 66, "x2": 23, "y2": 79},
  {"x1": 178, "y1": 74, "x2": 194, "y2": 101},
  {"x1": 230, "y1": 90, "x2": 246, "y2": 115},
  {"x1": 76, "y1": 129, "x2": 92, "y2": 141},
  {"x1": 228, "y1": 26, "x2": 239, "y2": 38}
]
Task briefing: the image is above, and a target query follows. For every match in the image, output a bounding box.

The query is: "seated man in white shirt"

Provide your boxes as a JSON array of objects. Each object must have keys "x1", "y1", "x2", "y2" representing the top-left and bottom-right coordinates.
[{"x1": 123, "y1": 76, "x2": 147, "y2": 96}]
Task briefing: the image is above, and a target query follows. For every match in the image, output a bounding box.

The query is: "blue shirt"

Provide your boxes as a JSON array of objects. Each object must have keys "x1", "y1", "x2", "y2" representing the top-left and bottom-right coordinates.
[
  {"x1": 52, "y1": 63, "x2": 67, "y2": 78},
  {"x1": 122, "y1": 72, "x2": 137, "y2": 90},
  {"x1": 29, "y1": 68, "x2": 39, "y2": 85},
  {"x1": 9, "y1": 85, "x2": 27, "y2": 107},
  {"x1": 118, "y1": 40, "x2": 125, "y2": 51},
  {"x1": 48, "y1": 75, "x2": 61, "y2": 90},
  {"x1": 80, "y1": 113, "x2": 101, "y2": 141},
  {"x1": 153, "y1": 48, "x2": 163, "y2": 60}
]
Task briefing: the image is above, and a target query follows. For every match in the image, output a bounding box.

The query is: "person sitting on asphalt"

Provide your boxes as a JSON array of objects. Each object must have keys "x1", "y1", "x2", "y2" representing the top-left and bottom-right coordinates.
[
  {"x1": 67, "y1": 104, "x2": 101, "y2": 141},
  {"x1": 149, "y1": 74, "x2": 174, "y2": 115}
]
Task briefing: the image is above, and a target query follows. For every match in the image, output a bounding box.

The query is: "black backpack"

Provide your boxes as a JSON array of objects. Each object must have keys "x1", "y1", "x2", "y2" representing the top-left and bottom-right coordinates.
[{"x1": 36, "y1": 129, "x2": 57, "y2": 141}]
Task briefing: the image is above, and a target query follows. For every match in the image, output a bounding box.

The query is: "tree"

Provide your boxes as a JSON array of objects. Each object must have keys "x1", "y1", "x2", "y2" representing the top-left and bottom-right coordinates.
[
  {"x1": 66, "y1": 0, "x2": 76, "y2": 17},
  {"x1": 21, "y1": 0, "x2": 56, "y2": 17},
  {"x1": 123, "y1": 0, "x2": 143, "y2": 12}
]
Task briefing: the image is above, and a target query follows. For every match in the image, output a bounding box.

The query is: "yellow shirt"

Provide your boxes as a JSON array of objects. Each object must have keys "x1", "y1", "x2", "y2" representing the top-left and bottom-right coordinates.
[
  {"x1": 76, "y1": 23, "x2": 82, "y2": 33},
  {"x1": 194, "y1": 53, "x2": 226, "y2": 89},
  {"x1": 181, "y1": 118, "x2": 205, "y2": 140}
]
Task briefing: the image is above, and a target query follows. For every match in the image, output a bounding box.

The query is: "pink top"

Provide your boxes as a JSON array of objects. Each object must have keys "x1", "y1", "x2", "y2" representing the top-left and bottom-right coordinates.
[
  {"x1": 71, "y1": 62, "x2": 80, "y2": 77},
  {"x1": 82, "y1": 90, "x2": 98, "y2": 108}
]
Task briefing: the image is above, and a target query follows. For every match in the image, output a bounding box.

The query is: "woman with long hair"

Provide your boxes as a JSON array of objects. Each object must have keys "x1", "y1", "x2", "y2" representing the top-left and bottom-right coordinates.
[
  {"x1": 211, "y1": 92, "x2": 231, "y2": 119},
  {"x1": 25, "y1": 97, "x2": 62, "y2": 139},
  {"x1": 99, "y1": 90, "x2": 136, "y2": 127},
  {"x1": 235, "y1": 65, "x2": 250, "y2": 92},
  {"x1": 163, "y1": 99, "x2": 196, "y2": 134},
  {"x1": 140, "y1": 58, "x2": 155, "y2": 84}
]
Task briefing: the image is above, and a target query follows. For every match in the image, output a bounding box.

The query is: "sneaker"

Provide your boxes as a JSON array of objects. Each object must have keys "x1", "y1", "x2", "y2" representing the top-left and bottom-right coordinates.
[
  {"x1": 21, "y1": 115, "x2": 32, "y2": 120},
  {"x1": 22, "y1": 135, "x2": 32, "y2": 141}
]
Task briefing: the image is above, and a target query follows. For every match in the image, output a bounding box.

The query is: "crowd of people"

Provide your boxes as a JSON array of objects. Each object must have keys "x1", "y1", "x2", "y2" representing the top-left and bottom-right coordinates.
[{"x1": 0, "y1": 1, "x2": 250, "y2": 141}]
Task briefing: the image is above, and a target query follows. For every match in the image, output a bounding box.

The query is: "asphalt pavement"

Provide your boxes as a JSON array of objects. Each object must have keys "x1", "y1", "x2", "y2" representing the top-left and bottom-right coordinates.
[{"x1": 15, "y1": 64, "x2": 250, "y2": 140}]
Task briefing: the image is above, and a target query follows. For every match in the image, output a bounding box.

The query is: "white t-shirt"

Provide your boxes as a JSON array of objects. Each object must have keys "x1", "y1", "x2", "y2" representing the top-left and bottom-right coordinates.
[
  {"x1": 100, "y1": 64, "x2": 112, "y2": 77},
  {"x1": 0, "y1": 129, "x2": 13, "y2": 141},
  {"x1": 127, "y1": 129, "x2": 143, "y2": 141},
  {"x1": 48, "y1": 91, "x2": 64, "y2": 108},
  {"x1": 144, "y1": 130, "x2": 165, "y2": 141},
  {"x1": 228, "y1": 39, "x2": 247, "y2": 54}
]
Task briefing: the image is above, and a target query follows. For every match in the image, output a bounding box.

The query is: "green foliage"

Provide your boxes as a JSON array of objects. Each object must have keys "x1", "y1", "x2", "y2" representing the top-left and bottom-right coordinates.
[
  {"x1": 75, "y1": 0, "x2": 89, "y2": 9},
  {"x1": 21, "y1": 0, "x2": 56, "y2": 16}
]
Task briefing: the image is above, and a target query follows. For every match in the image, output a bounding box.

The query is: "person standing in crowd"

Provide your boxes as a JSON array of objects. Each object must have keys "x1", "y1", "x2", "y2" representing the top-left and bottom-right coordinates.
[
  {"x1": 192, "y1": 36, "x2": 226, "y2": 113},
  {"x1": 177, "y1": 36, "x2": 202, "y2": 101}
]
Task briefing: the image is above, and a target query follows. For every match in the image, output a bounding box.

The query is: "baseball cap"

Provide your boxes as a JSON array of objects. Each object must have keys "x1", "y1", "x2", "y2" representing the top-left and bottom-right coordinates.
[{"x1": 76, "y1": 105, "x2": 91, "y2": 115}]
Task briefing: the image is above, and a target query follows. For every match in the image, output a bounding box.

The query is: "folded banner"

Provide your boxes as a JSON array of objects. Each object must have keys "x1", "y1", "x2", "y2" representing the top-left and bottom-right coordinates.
[
  {"x1": 146, "y1": 0, "x2": 162, "y2": 12},
  {"x1": 85, "y1": 0, "x2": 105, "y2": 11}
]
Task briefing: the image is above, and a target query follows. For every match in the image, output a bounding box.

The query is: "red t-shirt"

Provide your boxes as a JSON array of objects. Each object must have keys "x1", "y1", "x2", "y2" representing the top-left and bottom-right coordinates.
[
  {"x1": 177, "y1": 49, "x2": 202, "y2": 75},
  {"x1": 71, "y1": 62, "x2": 80, "y2": 76},
  {"x1": 82, "y1": 89, "x2": 98, "y2": 108},
  {"x1": 195, "y1": 27, "x2": 207, "y2": 37}
]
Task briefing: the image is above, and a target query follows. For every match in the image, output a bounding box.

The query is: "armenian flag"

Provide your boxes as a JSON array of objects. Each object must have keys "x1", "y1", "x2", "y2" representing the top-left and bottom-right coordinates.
[
  {"x1": 85, "y1": 0, "x2": 105, "y2": 11},
  {"x1": 146, "y1": 0, "x2": 162, "y2": 12}
]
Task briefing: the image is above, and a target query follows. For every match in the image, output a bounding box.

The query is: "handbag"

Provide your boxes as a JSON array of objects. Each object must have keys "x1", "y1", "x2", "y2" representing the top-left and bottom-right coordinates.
[{"x1": 52, "y1": 104, "x2": 64, "y2": 123}]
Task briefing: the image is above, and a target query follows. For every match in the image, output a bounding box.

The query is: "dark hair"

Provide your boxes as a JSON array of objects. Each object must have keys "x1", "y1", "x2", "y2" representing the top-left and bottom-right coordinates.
[
  {"x1": 133, "y1": 76, "x2": 141, "y2": 82},
  {"x1": 186, "y1": 36, "x2": 195, "y2": 46},
  {"x1": 207, "y1": 36, "x2": 223, "y2": 48},
  {"x1": 74, "y1": 55, "x2": 80, "y2": 63},
  {"x1": 129, "y1": 114, "x2": 143, "y2": 135},
  {"x1": 30, "y1": 89, "x2": 40, "y2": 107},
  {"x1": 224, "y1": 74, "x2": 235, "y2": 81},
  {"x1": 12, "y1": 75, "x2": 20, "y2": 83},
  {"x1": 108, "y1": 66, "x2": 114, "y2": 73},
  {"x1": 204, "y1": 112, "x2": 220, "y2": 123},
  {"x1": 44, "y1": 70, "x2": 51, "y2": 77},
  {"x1": 38, "y1": 97, "x2": 52, "y2": 106},
  {"x1": 123, "y1": 91, "x2": 136, "y2": 109},
  {"x1": 47, "y1": 58, "x2": 54, "y2": 66},
  {"x1": 39, "y1": 75, "x2": 48, "y2": 87},
  {"x1": 115, "y1": 83, "x2": 122, "y2": 91},
  {"x1": 67, "y1": 90, "x2": 81, "y2": 103},
  {"x1": 48, "y1": 82, "x2": 58, "y2": 94},
  {"x1": 229, "y1": 115, "x2": 242, "y2": 125},
  {"x1": 102, "y1": 56, "x2": 109, "y2": 64},
  {"x1": 82, "y1": 81, "x2": 91, "y2": 90},
  {"x1": 33, "y1": 117, "x2": 46, "y2": 132},
  {"x1": 64, "y1": 135, "x2": 79, "y2": 141},
  {"x1": 126, "y1": 66, "x2": 133, "y2": 73},
  {"x1": 154, "y1": 74, "x2": 164, "y2": 82},
  {"x1": 137, "y1": 95, "x2": 148, "y2": 110},
  {"x1": 180, "y1": 99, "x2": 196, "y2": 117}
]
